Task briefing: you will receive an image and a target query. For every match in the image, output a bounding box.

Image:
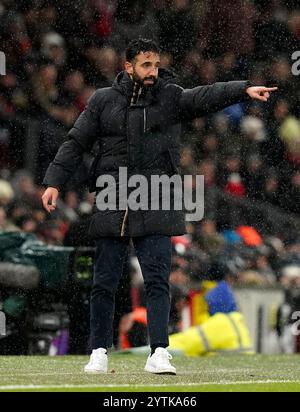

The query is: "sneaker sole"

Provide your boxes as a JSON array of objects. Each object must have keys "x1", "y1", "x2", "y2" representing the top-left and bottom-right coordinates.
[
  {"x1": 84, "y1": 369, "x2": 108, "y2": 374},
  {"x1": 144, "y1": 367, "x2": 176, "y2": 375}
]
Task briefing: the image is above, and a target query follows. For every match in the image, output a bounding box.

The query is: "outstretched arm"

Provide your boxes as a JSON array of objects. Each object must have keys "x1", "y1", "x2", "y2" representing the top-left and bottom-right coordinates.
[{"x1": 178, "y1": 81, "x2": 277, "y2": 120}]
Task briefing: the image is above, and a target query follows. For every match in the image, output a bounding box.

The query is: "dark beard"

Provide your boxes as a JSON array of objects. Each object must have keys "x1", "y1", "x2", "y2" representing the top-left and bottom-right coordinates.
[{"x1": 132, "y1": 72, "x2": 157, "y2": 88}]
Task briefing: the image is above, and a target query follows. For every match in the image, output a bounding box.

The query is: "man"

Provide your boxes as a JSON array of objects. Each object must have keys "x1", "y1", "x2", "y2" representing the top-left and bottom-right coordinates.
[{"x1": 42, "y1": 38, "x2": 277, "y2": 375}]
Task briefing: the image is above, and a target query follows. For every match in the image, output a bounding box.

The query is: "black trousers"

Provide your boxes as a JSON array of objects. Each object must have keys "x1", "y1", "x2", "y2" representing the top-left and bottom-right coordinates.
[{"x1": 90, "y1": 235, "x2": 172, "y2": 349}]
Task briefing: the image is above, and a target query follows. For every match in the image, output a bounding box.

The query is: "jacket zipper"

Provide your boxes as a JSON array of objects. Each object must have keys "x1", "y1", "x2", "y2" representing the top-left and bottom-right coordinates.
[
  {"x1": 120, "y1": 107, "x2": 130, "y2": 236},
  {"x1": 120, "y1": 206, "x2": 128, "y2": 237},
  {"x1": 121, "y1": 91, "x2": 143, "y2": 236}
]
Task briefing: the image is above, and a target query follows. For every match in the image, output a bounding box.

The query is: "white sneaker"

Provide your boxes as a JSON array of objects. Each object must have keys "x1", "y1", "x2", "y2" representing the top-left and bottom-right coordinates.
[
  {"x1": 144, "y1": 347, "x2": 176, "y2": 375},
  {"x1": 84, "y1": 348, "x2": 108, "y2": 374}
]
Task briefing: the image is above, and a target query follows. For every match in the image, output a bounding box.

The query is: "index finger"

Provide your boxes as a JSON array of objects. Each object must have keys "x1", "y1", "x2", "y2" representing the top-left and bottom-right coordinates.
[{"x1": 264, "y1": 87, "x2": 278, "y2": 91}]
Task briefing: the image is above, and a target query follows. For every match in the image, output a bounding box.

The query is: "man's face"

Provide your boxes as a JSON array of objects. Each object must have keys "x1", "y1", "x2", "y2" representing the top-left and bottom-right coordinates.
[{"x1": 125, "y1": 51, "x2": 160, "y2": 87}]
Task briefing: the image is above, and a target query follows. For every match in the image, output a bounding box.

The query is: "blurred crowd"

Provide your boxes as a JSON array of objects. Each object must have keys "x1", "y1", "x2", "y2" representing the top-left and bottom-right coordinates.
[{"x1": 1, "y1": 0, "x2": 300, "y2": 300}]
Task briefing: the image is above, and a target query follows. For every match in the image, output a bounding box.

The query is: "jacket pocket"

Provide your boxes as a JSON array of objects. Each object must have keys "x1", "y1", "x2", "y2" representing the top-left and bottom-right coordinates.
[
  {"x1": 164, "y1": 149, "x2": 179, "y2": 174},
  {"x1": 88, "y1": 152, "x2": 102, "y2": 192}
]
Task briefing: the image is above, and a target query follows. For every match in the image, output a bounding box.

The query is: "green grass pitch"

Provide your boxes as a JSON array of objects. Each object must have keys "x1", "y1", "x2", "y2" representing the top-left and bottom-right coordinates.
[{"x1": 0, "y1": 354, "x2": 299, "y2": 392}]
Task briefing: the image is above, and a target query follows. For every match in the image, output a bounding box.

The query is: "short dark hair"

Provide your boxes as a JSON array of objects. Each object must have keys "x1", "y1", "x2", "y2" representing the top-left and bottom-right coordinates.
[{"x1": 125, "y1": 38, "x2": 160, "y2": 62}]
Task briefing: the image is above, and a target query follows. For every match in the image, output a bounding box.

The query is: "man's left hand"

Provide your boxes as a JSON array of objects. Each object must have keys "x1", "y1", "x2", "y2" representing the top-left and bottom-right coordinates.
[{"x1": 246, "y1": 86, "x2": 278, "y2": 102}]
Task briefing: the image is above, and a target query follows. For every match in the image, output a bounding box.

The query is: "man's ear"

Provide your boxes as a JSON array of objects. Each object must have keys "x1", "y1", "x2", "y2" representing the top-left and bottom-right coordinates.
[{"x1": 125, "y1": 61, "x2": 133, "y2": 75}]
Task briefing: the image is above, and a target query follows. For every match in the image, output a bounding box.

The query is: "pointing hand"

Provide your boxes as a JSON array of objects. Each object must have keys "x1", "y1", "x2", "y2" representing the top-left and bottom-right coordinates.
[{"x1": 246, "y1": 86, "x2": 278, "y2": 102}]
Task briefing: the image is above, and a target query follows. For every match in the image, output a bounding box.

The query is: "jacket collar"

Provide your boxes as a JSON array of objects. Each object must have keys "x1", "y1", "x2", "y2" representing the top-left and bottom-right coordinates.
[{"x1": 112, "y1": 68, "x2": 176, "y2": 106}]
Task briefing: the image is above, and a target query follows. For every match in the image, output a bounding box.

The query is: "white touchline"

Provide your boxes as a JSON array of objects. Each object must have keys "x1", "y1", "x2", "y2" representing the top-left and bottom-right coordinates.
[{"x1": 0, "y1": 380, "x2": 300, "y2": 390}]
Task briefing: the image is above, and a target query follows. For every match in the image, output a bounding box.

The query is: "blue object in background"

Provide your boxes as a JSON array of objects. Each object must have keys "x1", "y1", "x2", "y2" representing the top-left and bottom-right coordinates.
[
  {"x1": 205, "y1": 281, "x2": 238, "y2": 315},
  {"x1": 222, "y1": 229, "x2": 243, "y2": 244},
  {"x1": 222, "y1": 103, "x2": 246, "y2": 126}
]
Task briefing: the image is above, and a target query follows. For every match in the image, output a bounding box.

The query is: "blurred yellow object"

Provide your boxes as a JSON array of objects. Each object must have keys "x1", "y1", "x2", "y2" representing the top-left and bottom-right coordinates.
[
  {"x1": 169, "y1": 312, "x2": 254, "y2": 356},
  {"x1": 279, "y1": 116, "x2": 300, "y2": 155},
  {"x1": 188, "y1": 281, "x2": 216, "y2": 325}
]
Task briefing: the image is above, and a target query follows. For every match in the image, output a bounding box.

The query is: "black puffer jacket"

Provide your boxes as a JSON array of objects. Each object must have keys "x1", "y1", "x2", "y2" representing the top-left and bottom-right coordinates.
[{"x1": 43, "y1": 69, "x2": 250, "y2": 238}]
